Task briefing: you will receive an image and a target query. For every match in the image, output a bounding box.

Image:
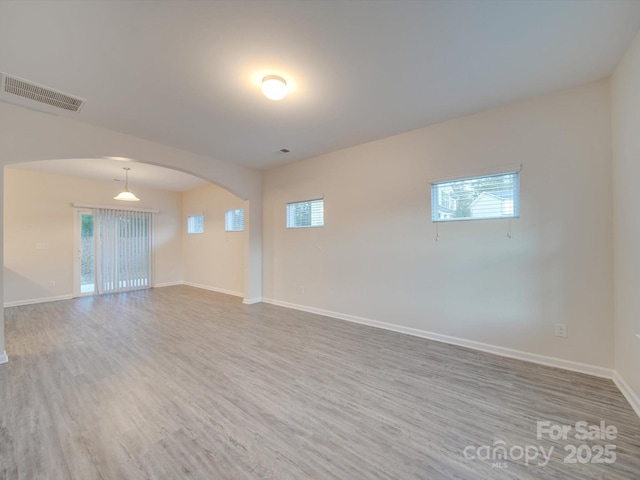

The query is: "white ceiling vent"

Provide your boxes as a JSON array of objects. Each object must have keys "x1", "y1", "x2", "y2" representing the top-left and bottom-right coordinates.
[{"x1": 0, "y1": 73, "x2": 85, "y2": 113}]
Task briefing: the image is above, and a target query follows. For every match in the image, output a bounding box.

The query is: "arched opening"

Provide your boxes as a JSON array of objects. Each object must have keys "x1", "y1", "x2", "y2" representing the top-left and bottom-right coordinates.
[
  {"x1": 0, "y1": 101, "x2": 263, "y2": 363},
  {"x1": 3, "y1": 158, "x2": 252, "y2": 307}
]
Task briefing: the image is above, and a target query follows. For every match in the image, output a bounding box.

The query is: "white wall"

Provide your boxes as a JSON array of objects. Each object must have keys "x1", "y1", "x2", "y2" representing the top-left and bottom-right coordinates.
[
  {"x1": 182, "y1": 184, "x2": 246, "y2": 296},
  {"x1": 612, "y1": 30, "x2": 640, "y2": 410},
  {"x1": 264, "y1": 80, "x2": 613, "y2": 369},
  {"x1": 4, "y1": 167, "x2": 183, "y2": 305}
]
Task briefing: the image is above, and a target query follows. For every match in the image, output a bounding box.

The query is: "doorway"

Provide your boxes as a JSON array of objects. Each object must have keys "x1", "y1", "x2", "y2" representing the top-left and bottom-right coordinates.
[
  {"x1": 75, "y1": 209, "x2": 96, "y2": 296},
  {"x1": 74, "y1": 207, "x2": 153, "y2": 296}
]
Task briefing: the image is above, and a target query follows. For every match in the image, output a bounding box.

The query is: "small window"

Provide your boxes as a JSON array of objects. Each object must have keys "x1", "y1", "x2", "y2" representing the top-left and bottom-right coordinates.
[
  {"x1": 187, "y1": 214, "x2": 204, "y2": 234},
  {"x1": 431, "y1": 171, "x2": 520, "y2": 222},
  {"x1": 225, "y1": 209, "x2": 245, "y2": 232},
  {"x1": 286, "y1": 198, "x2": 324, "y2": 228}
]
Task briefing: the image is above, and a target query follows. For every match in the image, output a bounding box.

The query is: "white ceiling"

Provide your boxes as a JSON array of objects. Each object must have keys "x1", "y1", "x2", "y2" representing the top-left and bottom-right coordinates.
[
  {"x1": 11, "y1": 158, "x2": 209, "y2": 193},
  {"x1": 0, "y1": 0, "x2": 639, "y2": 171}
]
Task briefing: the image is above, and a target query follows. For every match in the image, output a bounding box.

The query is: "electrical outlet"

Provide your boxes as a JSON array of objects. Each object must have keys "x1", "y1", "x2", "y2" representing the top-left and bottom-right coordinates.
[
  {"x1": 49, "y1": 280, "x2": 56, "y2": 287},
  {"x1": 299, "y1": 285, "x2": 305, "y2": 294},
  {"x1": 555, "y1": 323, "x2": 568, "y2": 338},
  {"x1": 36, "y1": 243, "x2": 49, "y2": 250}
]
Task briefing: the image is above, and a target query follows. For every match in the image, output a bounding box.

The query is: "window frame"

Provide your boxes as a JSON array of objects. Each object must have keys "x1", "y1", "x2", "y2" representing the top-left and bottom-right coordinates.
[
  {"x1": 286, "y1": 198, "x2": 324, "y2": 229},
  {"x1": 225, "y1": 208, "x2": 245, "y2": 232},
  {"x1": 431, "y1": 171, "x2": 520, "y2": 223},
  {"x1": 187, "y1": 214, "x2": 204, "y2": 234}
]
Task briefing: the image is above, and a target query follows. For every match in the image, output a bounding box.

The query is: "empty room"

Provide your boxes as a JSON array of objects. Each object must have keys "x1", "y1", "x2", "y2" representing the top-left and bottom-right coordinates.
[{"x1": 1, "y1": 1, "x2": 640, "y2": 479}]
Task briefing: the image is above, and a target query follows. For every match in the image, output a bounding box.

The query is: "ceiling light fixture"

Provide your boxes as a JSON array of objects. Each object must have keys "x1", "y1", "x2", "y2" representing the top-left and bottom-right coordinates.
[
  {"x1": 262, "y1": 75, "x2": 288, "y2": 100},
  {"x1": 114, "y1": 167, "x2": 140, "y2": 201}
]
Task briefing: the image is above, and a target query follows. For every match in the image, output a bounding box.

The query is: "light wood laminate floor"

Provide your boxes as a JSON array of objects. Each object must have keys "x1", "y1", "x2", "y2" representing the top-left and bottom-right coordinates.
[{"x1": 1, "y1": 286, "x2": 639, "y2": 479}]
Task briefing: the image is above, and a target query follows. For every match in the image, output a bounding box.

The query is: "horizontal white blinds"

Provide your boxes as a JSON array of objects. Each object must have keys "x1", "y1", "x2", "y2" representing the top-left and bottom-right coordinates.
[
  {"x1": 286, "y1": 198, "x2": 324, "y2": 228},
  {"x1": 94, "y1": 208, "x2": 153, "y2": 294},
  {"x1": 187, "y1": 214, "x2": 204, "y2": 234},
  {"x1": 431, "y1": 171, "x2": 520, "y2": 222},
  {"x1": 225, "y1": 209, "x2": 245, "y2": 231}
]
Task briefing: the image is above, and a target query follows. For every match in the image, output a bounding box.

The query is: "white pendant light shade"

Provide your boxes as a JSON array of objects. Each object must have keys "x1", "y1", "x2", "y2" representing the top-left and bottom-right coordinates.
[
  {"x1": 114, "y1": 190, "x2": 140, "y2": 201},
  {"x1": 114, "y1": 167, "x2": 140, "y2": 201},
  {"x1": 262, "y1": 75, "x2": 288, "y2": 100}
]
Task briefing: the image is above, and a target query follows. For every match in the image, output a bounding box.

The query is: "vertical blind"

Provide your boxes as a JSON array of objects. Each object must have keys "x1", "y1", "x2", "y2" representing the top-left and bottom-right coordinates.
[{"x1": 94, "y1": 208, "x2": 153, "y2": 294}]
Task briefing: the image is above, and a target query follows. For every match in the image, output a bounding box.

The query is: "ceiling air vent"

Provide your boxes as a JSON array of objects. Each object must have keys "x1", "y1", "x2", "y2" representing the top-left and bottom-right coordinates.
[{"x1": 0, "y1": 73, "x2": 85, "y2": 113}]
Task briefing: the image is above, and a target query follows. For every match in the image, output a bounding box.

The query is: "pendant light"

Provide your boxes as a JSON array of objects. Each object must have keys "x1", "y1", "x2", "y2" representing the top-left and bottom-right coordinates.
[{"x1": 114, "y1": 167, "x2": 140, "y2": 201}]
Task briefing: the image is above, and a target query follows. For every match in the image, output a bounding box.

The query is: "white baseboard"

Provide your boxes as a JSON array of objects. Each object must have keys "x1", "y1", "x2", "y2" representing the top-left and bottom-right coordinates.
[
  {"x1": 0, "y1": 351, "x2": 7, "y2": 365},
  {"x1": 154, "y1": 281, "x2": 184, "y2": 288},
  {"x1": 4, "y1": 295, "x2": 74, "y2": 308},
  {"x1": 613, "y1": 371, "x2": 640, "y2": 418},
  {"x1": 262, "y1": 298, "x2": 614, "y2": 380},
  {"x1": 243, "y1": 297, "x2": 263, "y2": 305},
  {"x1": 183, "y1": 281, "x2": 244, "y2": 298}
]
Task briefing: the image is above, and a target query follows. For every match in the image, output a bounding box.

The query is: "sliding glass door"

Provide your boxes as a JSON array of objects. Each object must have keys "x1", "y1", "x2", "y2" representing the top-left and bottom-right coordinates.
[
  {"x1": 75, "y1": 208, "x2": 153, "y2": 296},
  {"x1": 95, "y1": 208, "x2": 153, "y2": 294},
  {"x1": 76, "y1": 209, "x2": 97, "y2": 296}
]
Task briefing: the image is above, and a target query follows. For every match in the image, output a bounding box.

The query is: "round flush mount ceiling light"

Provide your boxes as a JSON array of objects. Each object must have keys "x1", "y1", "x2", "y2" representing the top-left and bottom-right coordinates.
[{"x1": 261, "y1": 75, "x2": 288, "y2": 100}]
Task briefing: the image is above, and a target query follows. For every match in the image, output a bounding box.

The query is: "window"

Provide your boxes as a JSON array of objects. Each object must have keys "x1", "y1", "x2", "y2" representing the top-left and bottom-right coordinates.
[
  {"x1": 225, "y1": 209, "x2": 245, "y2": 231},
  {"x1": 187, "y1": 214, "x2": 204, "y2": 234},
  {"x1": 286, "y1": 198, "x2": 324, "y2": 228},
  {"x1": 431, "y1": 171, "x2": 520, "y2": 222}
]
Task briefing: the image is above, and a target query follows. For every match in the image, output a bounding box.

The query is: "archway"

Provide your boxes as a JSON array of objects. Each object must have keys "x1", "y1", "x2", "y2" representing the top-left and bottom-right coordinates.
[{"x1": 0, "y1": 101, "x2": 263, "y2": 363}]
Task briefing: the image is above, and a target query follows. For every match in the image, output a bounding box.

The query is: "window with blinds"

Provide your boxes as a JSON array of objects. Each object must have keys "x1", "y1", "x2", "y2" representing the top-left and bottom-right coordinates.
[
  {"x1": 187, "y1": 214, "x2": 204, "y2": 234},
  {"x1": 225, "y1": 209, "x2": 245, "y2": 231},
  {"x1": 286, "y1": 198, "x2": 324, "y2": 228},
  {"x1": 431, "y1": 171, "x2": 520, "y2": 222}
]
